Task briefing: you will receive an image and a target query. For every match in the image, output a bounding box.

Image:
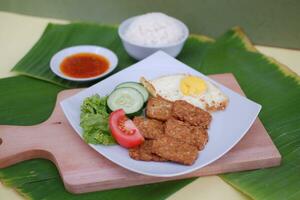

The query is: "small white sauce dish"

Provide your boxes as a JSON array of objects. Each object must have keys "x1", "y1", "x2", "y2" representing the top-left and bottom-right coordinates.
[
  {"x1": 118, "y1": 16, "x2": 189, "y2": 60},
  {"x1": 50, "y1": 45, "x2": 118, "y2": 81}
]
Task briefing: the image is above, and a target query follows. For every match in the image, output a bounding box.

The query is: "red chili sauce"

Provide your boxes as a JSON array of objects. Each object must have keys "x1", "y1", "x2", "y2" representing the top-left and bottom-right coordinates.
[{"x1": 60, "y1": 53, "x2": 109, "y2": 78}]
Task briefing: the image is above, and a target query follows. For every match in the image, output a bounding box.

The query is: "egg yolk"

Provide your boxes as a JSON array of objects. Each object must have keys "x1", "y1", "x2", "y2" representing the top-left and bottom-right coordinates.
[{"x1": 180, "y1": 76, "x2": 207, "y2": 96}]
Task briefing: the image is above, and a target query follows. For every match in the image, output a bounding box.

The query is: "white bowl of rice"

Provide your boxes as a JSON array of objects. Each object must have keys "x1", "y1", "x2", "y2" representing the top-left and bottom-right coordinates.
[{"x1": 118, "y1": 13, "x2": 189, "y2": 60}]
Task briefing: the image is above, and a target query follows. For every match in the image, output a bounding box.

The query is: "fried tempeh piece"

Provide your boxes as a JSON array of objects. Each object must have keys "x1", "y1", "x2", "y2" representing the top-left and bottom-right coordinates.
[
  {"x1": 172, "y1": 100, "x2": 212, "y2": 128},
  {"x1": 152, "y1": 136, "x2": 198, "y2": 165},
  {"x1": 146, "y1": 97, "x2": 173, "y2": 121},
  {"x1": 129, "y1": 140, "x2": 167, "y2": 162},
  {"x1": 165, "y1": 118, "x2": 208, "y2": 150},
  {"x1": 133, "y1": 116, "x2": 165, "y2": 139}
]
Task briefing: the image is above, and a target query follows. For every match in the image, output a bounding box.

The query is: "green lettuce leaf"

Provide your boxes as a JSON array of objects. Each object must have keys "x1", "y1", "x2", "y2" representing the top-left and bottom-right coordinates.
[{"x1": 80, "y1": 94, "x2": 116, "y2": 145}]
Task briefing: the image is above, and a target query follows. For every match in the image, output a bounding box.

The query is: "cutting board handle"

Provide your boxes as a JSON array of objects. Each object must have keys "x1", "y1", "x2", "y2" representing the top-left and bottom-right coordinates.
[
  {"x1": 0, "y1": 89, "x2": 81, "y2": 169},
  {"x1": 0, "y1": 124, "x2": 54, "y2": 168}
]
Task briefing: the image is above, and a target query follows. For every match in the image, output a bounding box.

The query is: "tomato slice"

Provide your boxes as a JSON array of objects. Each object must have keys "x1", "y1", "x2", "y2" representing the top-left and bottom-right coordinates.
[{"x1": 109, "y1": 109, "x2": 144, "y2": 148}]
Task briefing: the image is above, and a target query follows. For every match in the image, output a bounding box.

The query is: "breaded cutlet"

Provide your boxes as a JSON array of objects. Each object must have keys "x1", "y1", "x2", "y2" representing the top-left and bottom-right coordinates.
[
  {"x1": 172, "y1": 100, "x2": 212, "y2": 128},
  {"x1": 146, "y1": 97, "x2": 173, "y2": 121},
  {"x1": 152, "y1": 136, "x2": 198, "y2": 165},
  {"x1": 133, "y1": 116, "x2": 165, "y2": 139},
  {"x1": 165, "y1": 118, "x2": 208, "y2": 150},
  {"x1": 129, "y1": 140, "x2": 167, "y2": 162}
]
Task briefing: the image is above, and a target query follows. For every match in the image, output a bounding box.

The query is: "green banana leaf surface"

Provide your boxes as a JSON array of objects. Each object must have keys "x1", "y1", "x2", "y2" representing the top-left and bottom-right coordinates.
[{"x1": 0, "y1": 22, "x2": 299, "y2": 200}]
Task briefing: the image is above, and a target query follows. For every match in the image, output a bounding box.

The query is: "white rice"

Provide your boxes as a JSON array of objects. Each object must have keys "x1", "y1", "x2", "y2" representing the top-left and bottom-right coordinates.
[{"x1": 124, "y1": 12, "x2": 185, "y2": 47}]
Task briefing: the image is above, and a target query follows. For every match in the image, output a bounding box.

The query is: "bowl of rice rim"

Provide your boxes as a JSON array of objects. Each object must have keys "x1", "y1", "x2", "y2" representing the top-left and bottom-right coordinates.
[{"x1": 118, "y1": 12, "x2": 189, "y2": 60}]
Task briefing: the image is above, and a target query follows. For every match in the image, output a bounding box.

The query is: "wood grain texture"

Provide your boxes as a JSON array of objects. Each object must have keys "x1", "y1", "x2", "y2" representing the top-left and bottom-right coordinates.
[{"x1": 0, "y1": 73, "x2": 281, "y2": 194}]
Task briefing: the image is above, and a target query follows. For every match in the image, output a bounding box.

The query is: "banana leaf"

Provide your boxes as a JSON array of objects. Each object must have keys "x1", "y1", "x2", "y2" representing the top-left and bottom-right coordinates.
[
  {"x1": 2, "y1": 22, "x2": 300, "y2": 200},
  {"x1": 11, "y1": 23, "x2": 136, "y2": 88},
  {"x1": 205, "y1": 29, "x2": 300, "y2": 200}
]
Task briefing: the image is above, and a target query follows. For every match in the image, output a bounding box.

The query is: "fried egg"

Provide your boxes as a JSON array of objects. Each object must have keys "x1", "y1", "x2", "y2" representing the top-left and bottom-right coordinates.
[{"x1": 141, "y1": 74, "x2": 228, "y2": 111}]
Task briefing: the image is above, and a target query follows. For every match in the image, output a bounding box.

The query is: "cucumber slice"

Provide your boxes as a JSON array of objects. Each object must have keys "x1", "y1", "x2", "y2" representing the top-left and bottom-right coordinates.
[
  {"x1": 116, "y1": 82, "x2": 149, "y2": 102},
  {"x1": 107, "y1": 87, "x2": 144, "y2": 116}
]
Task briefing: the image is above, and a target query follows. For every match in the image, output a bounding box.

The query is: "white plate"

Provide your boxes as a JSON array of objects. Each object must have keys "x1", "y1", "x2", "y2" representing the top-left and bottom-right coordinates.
[
  {"x1": 50, "y1": 45, "x2": 118, "y2": 81},
  {"x1": 61, "y1": 51, "x2": 261, "y2": 177}
]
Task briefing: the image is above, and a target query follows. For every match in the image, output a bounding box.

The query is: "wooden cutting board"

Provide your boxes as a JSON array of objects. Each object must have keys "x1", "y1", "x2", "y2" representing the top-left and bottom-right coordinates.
[{"x1": 0, "y1": 73, "x2": 281, "y2": 194}]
